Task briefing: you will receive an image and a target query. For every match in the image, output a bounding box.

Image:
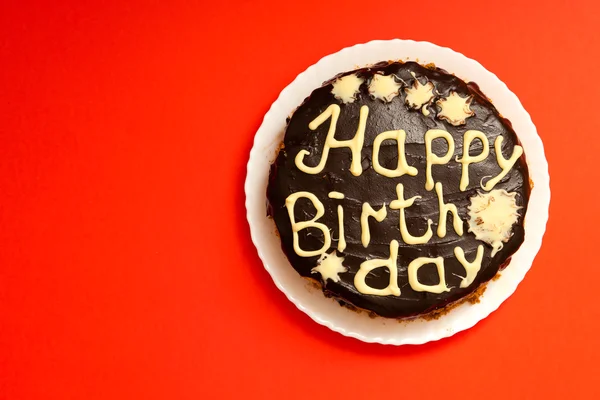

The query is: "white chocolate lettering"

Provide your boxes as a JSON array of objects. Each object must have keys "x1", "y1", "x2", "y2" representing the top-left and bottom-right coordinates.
[
  {"x1": 354, "y1": 240, "x2": 400, "y2": 296},
  {"x1": 372, "y1": 130, "x2": 418, "y2": 178},
  {"x1": 456, "y1": 130, "x2": 490, "y2": 191},
  {"x1": 328, "y1": 190, "x2": 346, "y2": 250},
  {"x1": 424, "y1": 129, "x2": 455, "y2": 191},
  {"x1": 481, "y1": 136, "x2": 524, "y2": 191},
  {"x1": 435, "y1": 182, "x2": 464, "y2": 238},
  {"x1": 336, "y1": 205, "x2": 346, "y2": 252},
  {"x1": 407, "y1": 257, "x2": 450, "y2": 294},
  {"x1": 454, "y1": 245, "x2": 484, "y2": 288},
  {"x1": 285, "y1": 191, "x2": 331, "y2": 257},
  {"x1": 295, "y1": 104, "x2": 368, "y2": 177},
  {"x1": 360, "y1": 202, "x2": 387, "y2": 247},
  {"x1": 390, "y1": 184, "x2": 433, "y2": 245}
]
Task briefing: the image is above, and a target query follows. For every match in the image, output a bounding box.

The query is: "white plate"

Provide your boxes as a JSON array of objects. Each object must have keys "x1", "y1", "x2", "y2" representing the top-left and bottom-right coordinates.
[{"x1": 244, "y1": 39, "x2": 550, "y2": 345}]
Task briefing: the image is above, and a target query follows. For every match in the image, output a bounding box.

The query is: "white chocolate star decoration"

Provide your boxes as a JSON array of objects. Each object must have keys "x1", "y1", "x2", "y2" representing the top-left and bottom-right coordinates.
[
  {"x1": 311, "y1": 251, "x2": 348, "y2": 283},
  {"x1": 404, "y1": 73, "x2": 435, "y2": 115},
  {"x1": 368, "y1": 74, "x2": 401, "y2": 102},
  {"x1": 331, "y1": 74, "x2": 364, "y2": 104},
  {"x1": 467, "y1": 190, "x2": 521, "y2": 257},
  {"x1": 436, "y1": 92, "x2": 475, "y2": 126}
]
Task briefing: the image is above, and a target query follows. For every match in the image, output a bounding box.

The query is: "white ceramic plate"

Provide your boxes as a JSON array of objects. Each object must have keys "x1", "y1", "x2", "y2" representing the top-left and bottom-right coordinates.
[{"x1": 245, "y1": 39, "x2": 550, "y2": 345}]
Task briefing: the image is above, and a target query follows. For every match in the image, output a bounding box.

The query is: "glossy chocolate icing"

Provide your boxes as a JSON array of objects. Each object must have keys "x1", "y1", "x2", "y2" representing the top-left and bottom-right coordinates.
[{"x1": 266, "y1": 61, "x2": 530, "y2": 319}]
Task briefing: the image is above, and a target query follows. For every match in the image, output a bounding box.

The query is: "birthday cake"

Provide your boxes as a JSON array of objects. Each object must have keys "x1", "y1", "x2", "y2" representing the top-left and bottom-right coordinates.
[{"x1": 266, "y1": 61, "x2": 530, "y2": 319}]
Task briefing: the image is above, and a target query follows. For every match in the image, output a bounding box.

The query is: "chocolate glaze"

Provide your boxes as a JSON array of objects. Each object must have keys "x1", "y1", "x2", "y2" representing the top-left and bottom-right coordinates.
[{"x1": 267, "y1": 61, "x2": 530, "y2": 319}]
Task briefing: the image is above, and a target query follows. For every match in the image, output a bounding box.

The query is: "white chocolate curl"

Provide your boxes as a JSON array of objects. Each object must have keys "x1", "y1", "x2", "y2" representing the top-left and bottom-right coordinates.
[
  {"x1": 436, "y1": 92, "x2": 474, "y2": 126},
  {"x1": 467, "y1": 190, "x2": 521, "y2": 257},
  {"x1": 368, "y1": 74, "x2": 401, "y2": 102},
  {"x1": 404, "y1": 73, "x2": 435, "y2": 109},
  {"x1": 311, "y1": 251, "x2": 347, "y2": 283},
  {"x1": 331, "y1": 74, "x2": 364, "y2": 103}
]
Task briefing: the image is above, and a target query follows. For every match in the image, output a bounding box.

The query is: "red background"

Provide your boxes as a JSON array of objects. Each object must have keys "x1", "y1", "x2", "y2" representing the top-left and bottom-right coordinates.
[{"x1": 1, "y1": 1, "x2": 598, "y2": 399}]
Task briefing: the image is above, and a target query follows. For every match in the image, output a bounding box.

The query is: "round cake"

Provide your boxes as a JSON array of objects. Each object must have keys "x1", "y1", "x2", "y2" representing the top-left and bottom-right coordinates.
[{"x1": 266, "y1": 61, "x2": 530, "y2": 319}]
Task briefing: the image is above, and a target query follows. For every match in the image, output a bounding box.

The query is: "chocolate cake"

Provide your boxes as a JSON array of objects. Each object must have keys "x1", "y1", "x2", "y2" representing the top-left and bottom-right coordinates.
[{"x1": 266, "y1": 61, "x2": 530, "y2": 319}]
